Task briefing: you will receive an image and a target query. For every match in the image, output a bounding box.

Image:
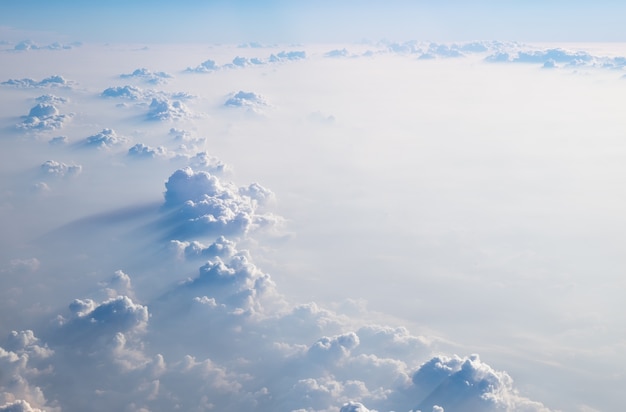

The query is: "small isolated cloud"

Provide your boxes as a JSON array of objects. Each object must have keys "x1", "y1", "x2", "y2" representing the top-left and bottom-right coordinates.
[
  {"x1": 325, "y1": 48, "x2": 351, "y2": 58},
  {"x1": 226, "y1": 56, "x2": 265, "y2": 68},
  {"x1": 48, "y1": 136, "x2": 68, "y2": 146},
  {"x1": 120, "y1": 68, "x2": 173, "y2": 85},
  {"x1": 13, "y1": 40, "x2": 79, "y2": 51},
  {"x1": 40, "y1": 160, "x2": 82, "y2": 178},
  {"x1": 127, "y1": 143, "x2": 168, "y2": 159},
  {"x1": 224, "y1": 91, "x2": 268, "y2": 111},
  {"x1": 161, "y1": 167, "x2": 278, "y2": 238},
  {"x1": 268, "y1": 50, "x2": 306, "y2": 62},
  {"x1": 16, "y1": 104, "x2": 72, "y2": 131},
  {"x1": 1, "y1": 75, "x2": 71, "y2": 88},
  {"x1": 185, "y1": 59, "x2": 219, "y2": 73},
  {"x1": 35, "y1": 95, "x2": 68, "y2": 105},
  {"x1": 147, "y1": 98, "x2": 192, "y2": 121},
  {"x1": 81, "y1": 128, "x2": 128, "y2": 149},
  {"x1": 101, "y1": 85, "x2": 145, "y2": 100}
]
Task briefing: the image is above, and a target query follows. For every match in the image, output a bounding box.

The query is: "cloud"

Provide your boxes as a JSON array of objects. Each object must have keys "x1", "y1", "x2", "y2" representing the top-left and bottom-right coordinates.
[
  {"x1": 101, "y1": 85, "x2": 145, "y2": 100},
  {"x1": 269, "y1": 50, "x2": 306, "y2": 62},
  {"x1": 1, "y1": 76, "x2": 71, "y2": 88},
  {"x1": 325, "y1": 48, "x2": 351, "y2": 58},
  {"x1": 185, "y1": 59, "x2": 219, "y2": 73},
  {"x1": 39, "y1": 160, "x2": 82, "y2": 178},
  {"x1": 16, "y1": 104, "x2": 72, "y2": 131},
  {"x1": 410, "y1": 355, "x2": 552, "y2": 412},
  {"x1": 48, "y1": 136, "x2": 68, "y2": 146},
  {"x1": 147, "y1": 98, "x2": 192, "y2": 121},
  {"x1": 127, "y1": 143, "x2": 168, "y2": 159},
  {"x1": 81, "y1": 128, "x2": 128, "y2": 149},
  {"x1": 120, "y1": 68, "x2": 173, "y2": 85},
  {"x1": 34, "y1": 94, "x2": 68, "y2": 105},
  {"x1": 161, "y1": 167, "x2": 279, "y2": 238},
  {"x1": 186, "y1": 50, "x2": 306, "y2": 72},
  {"x1": 12, "y1": 40, "x2": 79, "y2": 51},
  {"x1": 224, "y1": 91, "x2": 269, "y2": 111},
  {"x1": 485, "y1": 47, "x2": 596, "y2": 67}
]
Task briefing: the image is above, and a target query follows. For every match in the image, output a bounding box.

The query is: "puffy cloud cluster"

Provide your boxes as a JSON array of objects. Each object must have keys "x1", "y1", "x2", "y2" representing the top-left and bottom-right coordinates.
[
  {"x1": 175, "y1": 151, "x2": 229, "y2": 174},
  {"x1": 34, "y1": 94, "x2": 68, "y2": 105},
  {"x1": 325, "y1": 48, "x2": 351, "y2": 58},
  {"x1": 410, "y1": 355, "x2": 552, "y2": 412},
  {"x1": 1, "y1": 75, "x2": 71, "y2": 88},
  {"x1": 147, "y1": 98, "x2": 192, "y2": 121},
  {"x1": 120, "y1": 67, "x2": 173, "y2": 84},
  {"x1": 186, "y1": 50, "x2": 306, "y2": 72},
  {"x1": 101, "y1": 86, "x2": 195, "y2": 119},
  {"x1": 224, "y1": 91, "x2": 269, "y2": 111},
  {"x1": 384, "y1": 41, "x2": 492, "y2": 58},
  {"x1": 17, "y1": 103, "x2": 72, "y2": 131},
  {"x1": 12, "y1": 40, "x2": 80, "y2": 51},
  {"x1": 81, "y1": 128, "x2": 128, "y2": 149},
  {"x1": 485, "y1": 47, "x2": 594, "y2": 67},
  {"x1": 0, "y1": 331, "x2": 57, "y2": 411},
  {"x1": 186, "y1": 59, "x2": 219, "y2": 73},
  {"x1": 162, "y1": 167, "x2": 278, "y2": 238},
  {"x1": 101, "y1": 85, "x2": 145, "y2": 100},
  {"x1": 127, "y1": 143, "x2": 168, "y2": 159},
  {"x1": 39, "y1": 160, "x2": 82, "y2": 178}
]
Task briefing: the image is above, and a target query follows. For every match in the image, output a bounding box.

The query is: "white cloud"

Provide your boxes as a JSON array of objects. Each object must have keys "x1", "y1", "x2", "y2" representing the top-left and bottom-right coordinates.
[
  {"x1": 16, "y1": 104, "x2": 72, "y2": 131},
  {"x1": 1, "y1": 76, "x2": 71, "y2": 88},
  {"x1": 39, "y1": 160, "x2": 82, "y2": 178},
  {"x1": 186, "y1": 59, "x2": 219, "y2": 73},
  {"x1": 127, "y1": 143, "x2": 168, "y2": 159},
  {"x1": 120, "y1": 68, "x2": 173, "y2": 85},
  {"x1": 224, "y1": 91, "x2": 269, "y2": 111},
  {"x1": 101, "y1": 85, "x2": 145, "y2": 100},
  {"x1": 147, "y1": 98, "x2": 192, "y2": 121},
  {"x1": 81, "y1": 128, "x2": 128, "y2": 149},
  {"x1": 161, "y1": 167, "x2": 279, "y2": 238}
]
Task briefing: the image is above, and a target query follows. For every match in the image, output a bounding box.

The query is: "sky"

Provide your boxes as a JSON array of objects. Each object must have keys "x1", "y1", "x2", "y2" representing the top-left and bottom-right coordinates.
[
  {"x1": 1, "y1": 2, "x2": 626, "y2": 412},
  {"x1": 3, "y1": 1, "x2": 626, "y2": 43}
]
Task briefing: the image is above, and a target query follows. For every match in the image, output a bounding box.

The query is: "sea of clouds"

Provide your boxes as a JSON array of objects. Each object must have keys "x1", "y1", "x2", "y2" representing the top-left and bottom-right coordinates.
[{"x1": 1, "y1": 39, "x2": 626, "y2": 412}]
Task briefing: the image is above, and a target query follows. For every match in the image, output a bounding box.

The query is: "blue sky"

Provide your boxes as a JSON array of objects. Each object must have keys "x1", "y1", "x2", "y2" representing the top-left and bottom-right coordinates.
[{"x1": 2, "y1": 1, "x2": 626, "y2": 43}]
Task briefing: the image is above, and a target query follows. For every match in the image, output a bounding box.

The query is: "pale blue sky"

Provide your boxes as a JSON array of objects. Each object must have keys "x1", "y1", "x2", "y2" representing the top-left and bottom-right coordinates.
[{"x1": 1, "y1": 1, "x2": 626, "y2": 43}]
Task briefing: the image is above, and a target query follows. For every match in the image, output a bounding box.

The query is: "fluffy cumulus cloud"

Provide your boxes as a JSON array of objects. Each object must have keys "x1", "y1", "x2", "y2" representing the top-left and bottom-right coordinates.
[
  {"x1": 81, "y1": 128, "x2": 128, "y2": 149},
  {"x1": 120, "y1": 68, "x2": 173, "y2": 84},
  {"x1": 127, "y1": 143, "x2": 168, "y2": 159},
  {"x1": 39, "y1": 160, "x2": 82, "y2": 178},
  {"x1": 147, "y1": 98, "x2": 192, "y2": 121},
  {"x1": 1, "y1": 75, "x2": 71, "y2": 88},
  {"x1": 16, "y1": 103, "x2": 72, "y2": 131},
  {"x1": 101, "y1": 85, "x2": 146, "y2": 100},
  {"x1": 224, "y1": 91, "x2": 269, "y2": 111},
  {"x1": 0, "y1": 164, "x2": 555, "y2": 411},
  {"x1": 410, "y1": 355, "x2": 552, "y2": 412},
  {"x1": 161, "y1": 167, "x2": 278, "y2": 238}
]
